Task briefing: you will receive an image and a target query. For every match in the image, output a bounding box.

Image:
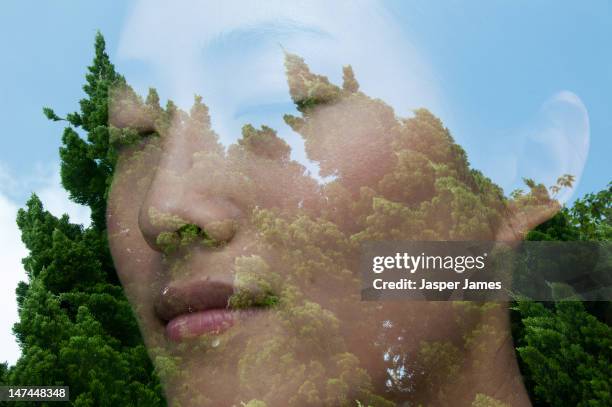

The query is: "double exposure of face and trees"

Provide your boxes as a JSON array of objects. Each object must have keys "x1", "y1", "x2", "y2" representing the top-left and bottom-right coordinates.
[{"x1": 2, "y1": 33, "x2": 610, "y2": 407}]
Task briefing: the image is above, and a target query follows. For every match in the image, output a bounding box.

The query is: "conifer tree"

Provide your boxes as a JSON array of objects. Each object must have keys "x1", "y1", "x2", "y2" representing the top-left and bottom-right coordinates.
[{"x1": 7, "y1": 33, "x2": 164, "y2": 406}]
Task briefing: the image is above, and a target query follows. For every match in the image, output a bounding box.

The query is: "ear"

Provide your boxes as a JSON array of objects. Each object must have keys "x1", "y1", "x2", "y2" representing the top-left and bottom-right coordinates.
[{"x1": 515, "y1": 91, "x2": 590, "y2": 205}]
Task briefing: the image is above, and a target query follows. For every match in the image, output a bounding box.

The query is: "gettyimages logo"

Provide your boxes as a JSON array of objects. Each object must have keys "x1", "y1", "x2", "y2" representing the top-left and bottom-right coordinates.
[
  {"x1": 361, "y1": 241, "x2": 612, "y2": 301},
  {"x1": 371, "y1": 251, "x2": 488, "y2": 274}
]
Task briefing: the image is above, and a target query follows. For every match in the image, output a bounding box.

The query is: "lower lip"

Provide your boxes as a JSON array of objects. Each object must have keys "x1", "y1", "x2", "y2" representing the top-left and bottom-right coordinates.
[
  {"x1": 166, "y1": 309, "x2": 261, "y2": 342},
  {"x1": 166, "y1": 309, "x2": 234, "y2": 342}
]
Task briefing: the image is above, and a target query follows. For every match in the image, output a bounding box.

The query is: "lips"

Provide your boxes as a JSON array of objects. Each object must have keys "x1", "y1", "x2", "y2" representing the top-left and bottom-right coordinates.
[{"x1": 155, "y1": 279, "x2": 238, "y2": 341}]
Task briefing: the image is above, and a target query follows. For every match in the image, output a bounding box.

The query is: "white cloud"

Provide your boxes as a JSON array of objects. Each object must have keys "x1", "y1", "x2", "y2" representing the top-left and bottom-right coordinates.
[
  {"x1": 0, "y1": 192, "x2": 27, "y2": 366},
  {"x1": 34, "y1": 167, "x2": 91, "y2": 227},
  {"x1": 0, "y1": 161, "x2": 90, "y2": 365}
]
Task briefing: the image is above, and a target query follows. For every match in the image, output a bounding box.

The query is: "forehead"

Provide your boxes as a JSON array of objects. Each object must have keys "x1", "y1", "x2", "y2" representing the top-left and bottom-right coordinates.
[
  {"x1": 117, "y1": 0, "x2": 435, "y2": 108},
  {"x1": 115, "y1": 1, "x2": 440, "y2": 173}
]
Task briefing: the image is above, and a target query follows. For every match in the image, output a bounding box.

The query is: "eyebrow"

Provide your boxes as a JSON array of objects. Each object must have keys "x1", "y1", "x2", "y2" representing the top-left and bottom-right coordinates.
[{"x1": 203, "y1": 19, "x2": 333, "y2": 51}]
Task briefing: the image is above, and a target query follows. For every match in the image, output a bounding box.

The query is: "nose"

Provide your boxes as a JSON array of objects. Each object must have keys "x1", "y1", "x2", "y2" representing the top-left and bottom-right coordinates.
[
  {"x1": 139, "y1": 193, "x2": 242, "y2": 252},
  {"x1": 138, "y1": 123, "x2": 242, "y2": 252}
]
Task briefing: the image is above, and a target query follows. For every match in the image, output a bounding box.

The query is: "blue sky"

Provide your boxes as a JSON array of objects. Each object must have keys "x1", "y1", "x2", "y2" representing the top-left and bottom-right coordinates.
[
  {"x1": 1, "y1": 1, "x2": 610, "y2": 203},
  {"x1": 1, "y1": 0, "x2": 610, "y2": 364}
]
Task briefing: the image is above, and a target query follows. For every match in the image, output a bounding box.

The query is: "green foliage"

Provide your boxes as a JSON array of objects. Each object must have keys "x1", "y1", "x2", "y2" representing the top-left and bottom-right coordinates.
[
  {"x1": 341, "y1": 66, "x2": 359, "y2": 93},
  {"x1": 43, "y1": 107, "x2": 62, "y2": 122},
  {"x1": 239, "y1": 124, "x2": 291, "y2": 162},
  {"x1": 230, "y1": 255, "x2": 281, "y2": 309},
  {"x1": 155, "y1": 224, "x2": 221, "y2": 255},
  {"x1": 59, "y1": 32, "x2": 124, "y2": 230},
  {"x1": 527, "y1": 182, "x2": 610, "y2": 242},
  {"x1": 570, "y1": 182, "x2": 611, "y2": 241},
  {"x1": 471, "y1": 393, "x2": 509, "y2": 407},
  {"x1": 6, "y1": 33, "x2": 164, "y2": 406},
  {"x1": 242, "y1": 400, "x2": 268, "y2": 407},
  {"x1": 515, "y1": 182, "x2": 612, "y2": 406},
  {"x1": 267, "y1": 52, "x2": 612, "y2": 406},
  {"x1": 514, "y1": 300, "x2": 611, "y2": 406},
  {"x1": 284, "y1": 52, "x2": 342, "y2": 112}
]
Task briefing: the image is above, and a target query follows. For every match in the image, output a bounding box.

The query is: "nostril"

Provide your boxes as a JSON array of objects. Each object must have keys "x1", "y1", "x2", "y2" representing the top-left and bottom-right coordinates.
[
  {"x1": 138, "y1": 205, "x2": 187, "y2": 252},
  {"x1": 203, "y1": 219, "x2": 238, "y2": 243},
  {"x1": 138, "y1": 197, "x2": 243, "y2": 253},
  {"x1": 155, "y1": 224, "x2": 231, "y2": 255}
]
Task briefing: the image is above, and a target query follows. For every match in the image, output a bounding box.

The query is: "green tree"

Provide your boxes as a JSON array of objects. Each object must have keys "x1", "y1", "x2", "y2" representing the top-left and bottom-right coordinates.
[
  {"x1": 5, "y1": 33, "x2": 164, "y2": 406},
  {"x1": 514, "y1": 182, "x2": 612, "y2": 406},
  {"x1": 527, "y1": 182, "x2": 610, "y2": 242},
  {"x1": 514, "y1": 299, "x2": 611, "y2": 407}
]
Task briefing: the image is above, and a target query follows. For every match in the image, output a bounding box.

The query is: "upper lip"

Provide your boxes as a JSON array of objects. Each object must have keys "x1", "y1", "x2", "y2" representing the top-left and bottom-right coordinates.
[{"x1": 154, "y1": 279, "x2": 235, "y2": 322}]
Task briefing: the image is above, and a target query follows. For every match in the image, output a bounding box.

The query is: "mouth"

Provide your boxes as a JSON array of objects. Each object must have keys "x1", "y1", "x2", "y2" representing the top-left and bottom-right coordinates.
[{"x1": 155, "y1": 279, "x2": 265, "y2": 342}]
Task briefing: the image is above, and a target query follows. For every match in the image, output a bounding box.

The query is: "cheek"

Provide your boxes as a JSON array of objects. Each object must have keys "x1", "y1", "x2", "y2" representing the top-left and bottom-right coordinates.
[{"x1": 107, "y1": 149, "x2": 162, "y2": 318}]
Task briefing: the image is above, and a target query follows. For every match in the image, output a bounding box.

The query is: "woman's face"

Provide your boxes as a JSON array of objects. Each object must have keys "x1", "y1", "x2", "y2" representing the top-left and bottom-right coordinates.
[{"x1": 105, "y1": 58, "x2": 546, "y2": 406}]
